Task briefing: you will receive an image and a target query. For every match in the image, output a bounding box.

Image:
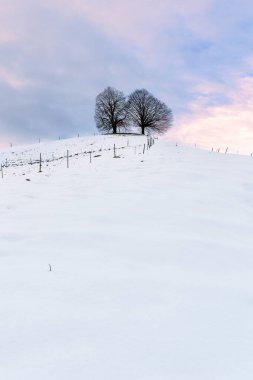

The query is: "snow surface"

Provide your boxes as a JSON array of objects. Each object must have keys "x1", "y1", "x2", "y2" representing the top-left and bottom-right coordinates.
[{"x1": 0, "y1": 134, "x2": 253, "y2": 379}]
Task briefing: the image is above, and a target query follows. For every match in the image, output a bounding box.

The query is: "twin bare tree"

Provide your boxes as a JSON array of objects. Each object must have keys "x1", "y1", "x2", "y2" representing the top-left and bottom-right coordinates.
[{"x1": 95, "y1": 87, "x2": 173, "y2": 135}]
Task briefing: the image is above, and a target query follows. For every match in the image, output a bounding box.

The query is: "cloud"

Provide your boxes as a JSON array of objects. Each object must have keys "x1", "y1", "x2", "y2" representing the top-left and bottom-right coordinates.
[
  {"x1": 57, "y1": 0, "x2": 215, "y2": 69},
  {"x1": 0, "y1": 66, "x2": 32, "y2": 88},
  {"x1": 0, "y1": 0, "x2": 253, "y2": 149},
  {"x1": 169, "y1": 76, "x2": 253, "y2": 154}
]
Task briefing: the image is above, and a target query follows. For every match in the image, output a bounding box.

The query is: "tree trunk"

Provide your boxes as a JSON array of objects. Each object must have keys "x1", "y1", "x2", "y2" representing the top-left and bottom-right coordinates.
[
  {"x1": 141, "y1": 126, "x2": 145, "y2": 135},
  {"x1": 112, "y1": 126, "x2": 117, "y2": 134}
]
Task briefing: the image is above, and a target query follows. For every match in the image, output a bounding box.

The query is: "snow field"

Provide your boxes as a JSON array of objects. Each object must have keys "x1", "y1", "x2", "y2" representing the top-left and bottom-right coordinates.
[{"x1": 0, "y1": 134, "x2": 253, "y2": 379}]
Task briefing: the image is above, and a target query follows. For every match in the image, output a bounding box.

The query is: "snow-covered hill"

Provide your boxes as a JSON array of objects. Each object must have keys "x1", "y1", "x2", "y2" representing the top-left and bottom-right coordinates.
[{"x1": 1, "y1": 134, "x2": 253, "y2": 379}]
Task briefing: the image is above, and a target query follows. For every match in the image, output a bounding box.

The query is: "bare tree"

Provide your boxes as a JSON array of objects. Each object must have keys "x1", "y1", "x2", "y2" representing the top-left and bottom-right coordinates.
[
  {"x1": 95, "y1": 87, "x2": 128, "y2": 134},
  {"x1": 127, "y1": 89, "x2": 173, "y2": 135}
]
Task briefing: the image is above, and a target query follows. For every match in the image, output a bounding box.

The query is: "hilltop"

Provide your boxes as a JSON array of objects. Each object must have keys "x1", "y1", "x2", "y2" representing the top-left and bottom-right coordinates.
[{"x1": 0, "y1": 134, "x2": 253, "y2": 379}]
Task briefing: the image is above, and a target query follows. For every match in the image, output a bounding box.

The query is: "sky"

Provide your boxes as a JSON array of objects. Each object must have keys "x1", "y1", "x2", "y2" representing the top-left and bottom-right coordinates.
[{"x1": 1, "y1": 0, "x2": 253, "y2": 152}]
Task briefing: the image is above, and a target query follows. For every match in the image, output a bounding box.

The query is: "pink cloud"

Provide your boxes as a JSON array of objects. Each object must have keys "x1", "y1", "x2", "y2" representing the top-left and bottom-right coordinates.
[
  {"x1": 51, "y1": 0, "x2": 215, "y2": 67},
  {"x1": 169, "y1": 76, "x2": 253, "y2": 154},
  {"x1": 0, "y1": 67, "x2": 32, "y2": 88}
]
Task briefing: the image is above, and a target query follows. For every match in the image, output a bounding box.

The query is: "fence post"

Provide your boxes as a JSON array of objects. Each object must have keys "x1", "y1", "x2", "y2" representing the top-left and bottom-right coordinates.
[{"x1": 39, "y1": 153, "x2": 42, "y2": 173}]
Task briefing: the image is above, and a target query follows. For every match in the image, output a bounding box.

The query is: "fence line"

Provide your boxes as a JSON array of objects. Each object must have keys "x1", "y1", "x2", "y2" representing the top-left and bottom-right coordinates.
[{"x1": 0, "y1": 138, "x2": 151, "y2": 179}]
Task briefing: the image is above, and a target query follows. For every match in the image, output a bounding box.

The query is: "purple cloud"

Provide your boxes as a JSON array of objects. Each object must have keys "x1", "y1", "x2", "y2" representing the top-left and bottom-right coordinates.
[{"x1": 0, "y1": 0, "x2": 253, "y2": 150}]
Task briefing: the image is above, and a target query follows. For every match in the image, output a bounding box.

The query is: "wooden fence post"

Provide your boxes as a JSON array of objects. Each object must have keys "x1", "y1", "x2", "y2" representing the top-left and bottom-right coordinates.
[{"x1": 39, "y1": 153, "x2": 42, "y2": 173}]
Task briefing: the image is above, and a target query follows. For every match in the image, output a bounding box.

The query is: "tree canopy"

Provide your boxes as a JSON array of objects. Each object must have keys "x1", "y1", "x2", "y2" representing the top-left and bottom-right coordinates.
[
  {"x1": 95, "y1": 87, "x2": 173, "y2": 135},
  {"x1": 95, "y1": 87, "x2": 128, "y2": 134},
  {"x1": 127, "y1": 89, "x2": 173, "y2": 135}
]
